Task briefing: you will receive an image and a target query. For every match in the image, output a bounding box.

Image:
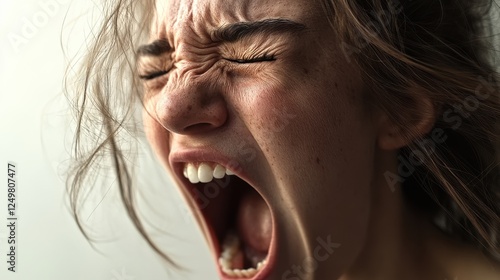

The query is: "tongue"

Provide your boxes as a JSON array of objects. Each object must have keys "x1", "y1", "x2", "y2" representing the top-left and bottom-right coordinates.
[{"x1": 237, "y1": 189, "x2": 272, "y2": 254}]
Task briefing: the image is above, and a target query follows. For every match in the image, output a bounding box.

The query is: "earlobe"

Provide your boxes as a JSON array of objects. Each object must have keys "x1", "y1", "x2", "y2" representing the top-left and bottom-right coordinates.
[
  {"x1": 377, "y1": 93, "x2": 436, "y2": 151},
  {"x1": 377, "y1": 114, "x2": 407, "y2": 150}
]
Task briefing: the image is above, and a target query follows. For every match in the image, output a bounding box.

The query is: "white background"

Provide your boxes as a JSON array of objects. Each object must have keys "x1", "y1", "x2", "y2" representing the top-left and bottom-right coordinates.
[
  {"x1": 0, "y1": 0, "x2": 216, "y2": 279},
  {"x1": 1, "y1": 1, "x2": 499, "y2": 280}
]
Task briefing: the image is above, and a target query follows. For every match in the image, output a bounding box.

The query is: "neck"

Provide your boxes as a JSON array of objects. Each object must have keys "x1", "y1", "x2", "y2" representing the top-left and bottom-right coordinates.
[
  {"x1": 339, "y1": 151, "x2": 442, "y2": 280},
  {"x1": 339, "y1": 150, "x2": 500, "y2": 280}
]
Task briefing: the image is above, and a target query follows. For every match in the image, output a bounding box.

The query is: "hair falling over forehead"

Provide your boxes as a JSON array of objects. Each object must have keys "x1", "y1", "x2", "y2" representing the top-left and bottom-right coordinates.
[{"x1": 66, "y1": 0, "x2": 500, "y2": 264}]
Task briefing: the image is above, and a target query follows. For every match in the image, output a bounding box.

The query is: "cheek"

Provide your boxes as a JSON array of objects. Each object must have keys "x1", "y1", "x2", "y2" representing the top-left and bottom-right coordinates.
[
  {"x1": 235, "y1": 60, "x2": 371, "y2": 161},
  {"x1": 236, "y1": 61, "x2": 376, "y2": 238}
]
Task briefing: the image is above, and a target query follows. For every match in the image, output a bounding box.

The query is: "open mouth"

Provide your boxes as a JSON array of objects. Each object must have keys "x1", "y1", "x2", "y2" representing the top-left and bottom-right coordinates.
[{"x1": 176, "y1": 161, "x2": 275, "y2": 279}]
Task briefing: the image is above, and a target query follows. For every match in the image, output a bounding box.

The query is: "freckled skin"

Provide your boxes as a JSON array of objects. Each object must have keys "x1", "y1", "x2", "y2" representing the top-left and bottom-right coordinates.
[
  {"x1": 142, "y1": 0, "x2": 379, "y2": 279},
  {"x1": 139, "y1": 0, "x2": 500, "y2": 279}
]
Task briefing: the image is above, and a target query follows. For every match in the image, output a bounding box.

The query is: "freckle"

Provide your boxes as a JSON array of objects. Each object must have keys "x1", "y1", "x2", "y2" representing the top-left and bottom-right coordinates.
[
  {"x1": 316, "y1": 157, "x2": 320, "y2": 164},
  {"x1": 303, "y1": 68, "x2": 309, "y2": 75},
  {"x1": 187, "y1": 105, "x2": 192, "y2": 111}
]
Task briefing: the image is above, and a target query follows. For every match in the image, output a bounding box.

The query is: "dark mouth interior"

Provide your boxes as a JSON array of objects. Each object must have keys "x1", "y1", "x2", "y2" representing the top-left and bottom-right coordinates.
[{"x1": 191, "y1": 175, "x2": 270, "y2": 269}]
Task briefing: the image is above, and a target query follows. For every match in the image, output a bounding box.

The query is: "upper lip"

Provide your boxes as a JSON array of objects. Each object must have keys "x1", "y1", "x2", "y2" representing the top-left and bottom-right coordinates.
[{"x1": 169, "y1": 146, "x2": 269, "y2": 197}]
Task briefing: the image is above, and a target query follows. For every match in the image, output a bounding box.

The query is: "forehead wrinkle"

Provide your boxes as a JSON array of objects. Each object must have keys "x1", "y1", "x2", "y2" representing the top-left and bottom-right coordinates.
[
  {"x1": 155, "y1": 0, "x2": 304, "y2": 44},
  {"x1": 176, "y1": 0, "x2": 254, "y2": 43},
  {"x1": 201, "y1": 0, "x2": 253, "y2": 24}
]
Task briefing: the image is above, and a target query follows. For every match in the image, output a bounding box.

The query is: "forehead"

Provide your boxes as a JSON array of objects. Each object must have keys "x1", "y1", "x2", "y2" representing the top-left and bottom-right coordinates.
[{"x1": 153, "y1": 0, "x2": 321, "y2": 38}]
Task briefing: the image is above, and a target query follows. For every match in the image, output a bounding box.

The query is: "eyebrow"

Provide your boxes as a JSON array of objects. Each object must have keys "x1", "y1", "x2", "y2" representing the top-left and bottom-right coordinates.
[
  {"x1": 137, "y1": 39, "x2": 171, "y2": 57},
  {"x1": 136, "y1": 19, "x2": 307, "y2": 57},
  {"x1": 212, "y1": 18, "x2": 307, "y2": 42}
]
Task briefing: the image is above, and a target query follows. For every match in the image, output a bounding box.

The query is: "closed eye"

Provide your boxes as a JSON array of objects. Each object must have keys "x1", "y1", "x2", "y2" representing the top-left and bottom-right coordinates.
[
  {"x1": 224, "y1": 54, "x2": 276, "y2": 64},
  {"x1": 139, "y1": 55, "x2": 275, "y2": 81},
  {"x1": 139, "y1": 70, "x2": 169, "y2": 80}
]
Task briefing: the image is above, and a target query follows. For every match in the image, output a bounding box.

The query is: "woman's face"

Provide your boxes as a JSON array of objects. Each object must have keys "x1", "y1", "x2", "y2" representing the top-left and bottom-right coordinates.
[{"x1": 140, "y1": 0, "x2": 384, "y2": 279}]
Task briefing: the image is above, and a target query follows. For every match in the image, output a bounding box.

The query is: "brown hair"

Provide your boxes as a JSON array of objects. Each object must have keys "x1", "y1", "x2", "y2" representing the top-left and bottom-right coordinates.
[
  {"x1": 318, "y1": 0, "x2": 500, "y2": 259},
  {"x1": 66, "y1": 0, "x2": 500, "y2": 263}
]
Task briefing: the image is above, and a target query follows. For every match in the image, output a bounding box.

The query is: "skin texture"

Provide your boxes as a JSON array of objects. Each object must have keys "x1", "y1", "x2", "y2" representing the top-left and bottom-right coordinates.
[{"x1": 139, "y1": 0, "x2": 500, "y2": 279}]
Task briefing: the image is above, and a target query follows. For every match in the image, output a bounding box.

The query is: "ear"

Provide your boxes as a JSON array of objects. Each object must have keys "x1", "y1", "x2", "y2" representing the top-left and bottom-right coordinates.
[{"x1": 377, "y1": 88, "x2": 437, "y2": 151}]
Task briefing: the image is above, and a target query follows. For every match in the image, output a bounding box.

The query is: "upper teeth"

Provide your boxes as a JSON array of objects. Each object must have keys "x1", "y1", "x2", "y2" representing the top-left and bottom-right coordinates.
[{"x1": 183, "y1": 163, "x2": 235, "y2": 184}]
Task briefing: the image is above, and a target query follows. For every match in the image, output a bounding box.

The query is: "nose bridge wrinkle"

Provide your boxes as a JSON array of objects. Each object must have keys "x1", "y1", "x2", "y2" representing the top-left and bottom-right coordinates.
[
  {"x1": 174, "y1": 44, "x2": 219, "y2": 79},
  {"x1": 168, "y1": 61, "x2": 218, "y2": 96},
  {"x1": 169, "y1": 43, "x2": 222, "y2": 95}
]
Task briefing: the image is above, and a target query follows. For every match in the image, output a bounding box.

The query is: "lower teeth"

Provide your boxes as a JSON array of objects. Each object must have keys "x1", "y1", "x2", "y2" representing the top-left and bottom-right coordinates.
[{"x1": 219, "y1": 231, "x2": 268, "y2": 278}]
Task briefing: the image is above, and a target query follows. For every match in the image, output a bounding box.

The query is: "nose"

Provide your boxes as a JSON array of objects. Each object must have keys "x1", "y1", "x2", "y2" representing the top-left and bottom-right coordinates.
[{"x1": 153, "y1": 75, "x2": 228, "y2": 135}]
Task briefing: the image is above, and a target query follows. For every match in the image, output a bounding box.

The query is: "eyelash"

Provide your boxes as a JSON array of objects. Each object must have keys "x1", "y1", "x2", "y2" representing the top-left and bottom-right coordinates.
[
  {"x1": 138, "y1": 54, "x2": 276, "y2": 81},
  {"x1": 139, "y1": 70, "x2": 170, "y2": 81},
  {"x1": 224, "y1": 54, "x2": 276, "y2": 64}
]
